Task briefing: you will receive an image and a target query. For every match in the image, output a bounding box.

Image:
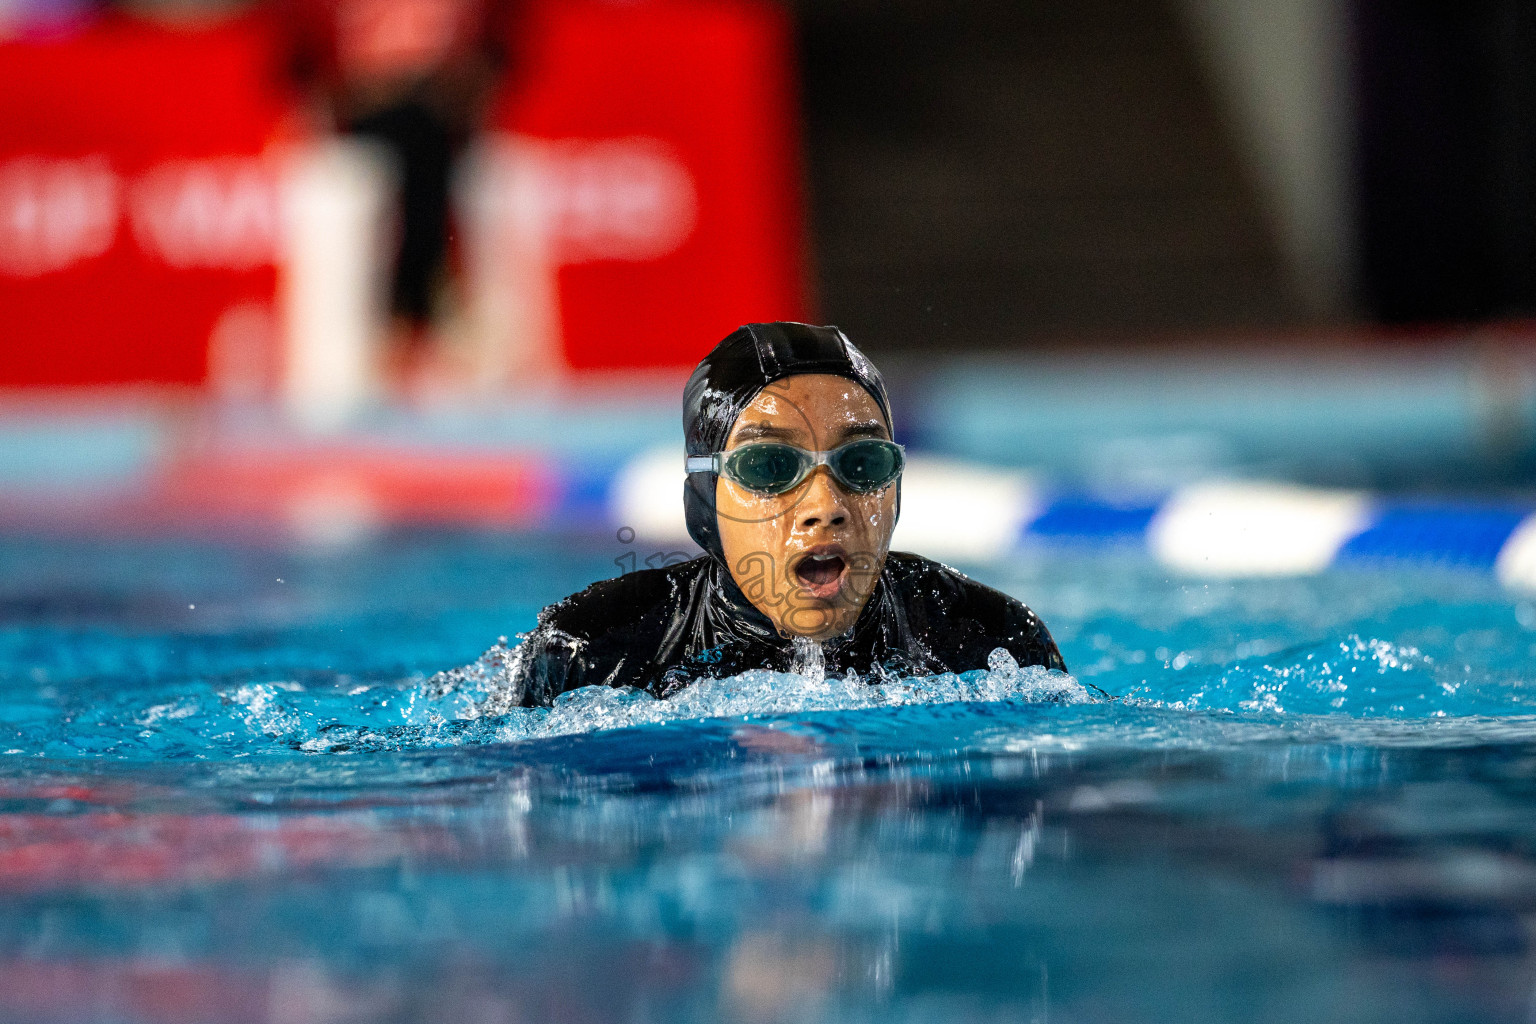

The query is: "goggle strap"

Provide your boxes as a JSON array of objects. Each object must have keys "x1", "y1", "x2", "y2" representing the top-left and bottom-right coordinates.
[{"x1": 684, "y1": 454, "x2": 718, "y2": 474}]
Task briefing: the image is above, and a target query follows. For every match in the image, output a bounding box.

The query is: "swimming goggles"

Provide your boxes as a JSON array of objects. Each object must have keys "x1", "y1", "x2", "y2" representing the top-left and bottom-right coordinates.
[{"x1": 687, "y1": 439, "x2": 905, "y2": 496}]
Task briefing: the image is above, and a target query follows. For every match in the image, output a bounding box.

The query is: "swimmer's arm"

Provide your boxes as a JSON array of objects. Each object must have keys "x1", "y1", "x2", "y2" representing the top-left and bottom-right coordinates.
[
  {"x1": 506, "y1": 625, "x2": 589, "y2": 708},
  {"x1": 997, "y1": 603, "x2": 1127, "y2": 700},
  {"x1": 965, "y1": 585, "x2": 1067, "y2": 674}
]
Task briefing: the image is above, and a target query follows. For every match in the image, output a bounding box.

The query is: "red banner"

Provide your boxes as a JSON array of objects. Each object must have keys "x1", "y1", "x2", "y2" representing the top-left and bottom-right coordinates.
[
  {"x1": 0, "y1": 0, "x2": 804, "y2": 388},
  {"x1": 0, "y1": 15, "x2": 288, "y2": 388},
  {"x1": 495, "y1": 0, "x2": 807, "y2": 371}
]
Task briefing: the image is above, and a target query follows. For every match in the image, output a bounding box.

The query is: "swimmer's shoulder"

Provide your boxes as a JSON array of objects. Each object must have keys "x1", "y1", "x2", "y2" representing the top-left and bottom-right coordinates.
[
  {"x1": 512, "y1": 558, "x2": 710, "y2": 706},
  {"x1": 883, "y1": 551, "x2": 1066, "y2": 672},
  {"x1": 537, "y1": 556, "x2": 710, "y2": 642}
]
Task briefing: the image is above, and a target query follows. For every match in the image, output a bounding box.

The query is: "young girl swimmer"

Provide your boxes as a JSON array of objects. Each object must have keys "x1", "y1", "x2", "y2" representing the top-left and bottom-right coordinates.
[{"x1": 506, "y1": 322, "x2": 1066, "y2": 706}]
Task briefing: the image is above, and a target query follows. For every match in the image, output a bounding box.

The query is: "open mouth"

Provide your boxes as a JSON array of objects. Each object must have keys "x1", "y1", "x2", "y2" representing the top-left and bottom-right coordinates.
[{"x1": 793, "y1": 550, "x2": 848, "y2": 599}]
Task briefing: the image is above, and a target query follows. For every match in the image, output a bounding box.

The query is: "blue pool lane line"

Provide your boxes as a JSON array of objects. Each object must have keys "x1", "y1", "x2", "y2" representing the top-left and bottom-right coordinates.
[
  {"x1": 1039, "y1": 489, "x2": 1536, "y2": 585},
  {"x1": 1026, "y1": 489, "x2": 1536, "y2": 581},
  {"x1": 606, "y1": 450, "x2": 1536, "y2": 586},
  {"x1": 1022, "y1": 497, "x2": 1161, "y2": 543},
  {"x1": 1335, "y1": 506, "x2": 1531, "y2": 570}
]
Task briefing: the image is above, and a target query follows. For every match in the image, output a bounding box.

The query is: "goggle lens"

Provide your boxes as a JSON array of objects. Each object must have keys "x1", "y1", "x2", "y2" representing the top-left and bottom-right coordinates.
[
  {"x1": 831, "y1": 439, "x2": 902, "y2": 491},
  {"x1": 727, "y1": 444, "x2": 806, "y2": 494}
]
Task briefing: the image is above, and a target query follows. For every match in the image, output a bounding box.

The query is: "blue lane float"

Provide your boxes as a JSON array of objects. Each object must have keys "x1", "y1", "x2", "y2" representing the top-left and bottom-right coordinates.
[
  {"x1": 607, "y1": 448, "x2": 1536, "y2": 588},
  {"x1": 1335, "y1": 505, "x2": 1531, "y2": 570}
]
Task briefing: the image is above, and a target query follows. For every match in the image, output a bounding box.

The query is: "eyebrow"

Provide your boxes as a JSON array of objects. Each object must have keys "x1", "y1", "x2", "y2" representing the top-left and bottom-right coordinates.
[
  {"x1": 730, "y1": 422, "x2": 805, "y2": 444},
  {"x1": 830, "y1": 421, "x2": 890, "y2": 444},
  {"x1": 730, "y1": 419, "x2": 890, "y2": 447}
]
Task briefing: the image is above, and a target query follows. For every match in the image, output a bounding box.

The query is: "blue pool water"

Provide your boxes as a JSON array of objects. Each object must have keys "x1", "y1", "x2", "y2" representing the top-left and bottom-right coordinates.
[{"x1": 6, "y1": 530, "x2": 1536, "y2": 1022}]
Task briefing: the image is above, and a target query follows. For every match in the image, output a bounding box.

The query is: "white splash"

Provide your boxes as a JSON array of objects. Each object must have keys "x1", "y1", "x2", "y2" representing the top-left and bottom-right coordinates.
[
  {"x1": 790, "y1": 637, "x2": 826, "y2": 682},
  {"x1": 479, "y1": 645, "x2": 1093, "y2": 743}
]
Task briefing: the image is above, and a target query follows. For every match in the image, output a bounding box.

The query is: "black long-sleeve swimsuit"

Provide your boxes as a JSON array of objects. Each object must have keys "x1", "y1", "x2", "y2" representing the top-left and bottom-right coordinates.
[{"x1": 507, "y1": 551, "x2": 1067, "y2": 707}]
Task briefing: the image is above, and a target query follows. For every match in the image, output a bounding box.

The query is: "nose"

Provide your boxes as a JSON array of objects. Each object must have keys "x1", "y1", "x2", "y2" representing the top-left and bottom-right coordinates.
[{"x1": 796, "y1": 466, "x2": 849, "y2": 531}]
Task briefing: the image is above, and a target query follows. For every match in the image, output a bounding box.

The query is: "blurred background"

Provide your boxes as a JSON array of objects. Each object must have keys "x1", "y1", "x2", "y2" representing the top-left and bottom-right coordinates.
[
  {"x1": 5, "y1": 0, "x2": 1536, "y2": 544},
  {"x1": 14, "y1": 7, "x2": 1536, "y2": 1021}
]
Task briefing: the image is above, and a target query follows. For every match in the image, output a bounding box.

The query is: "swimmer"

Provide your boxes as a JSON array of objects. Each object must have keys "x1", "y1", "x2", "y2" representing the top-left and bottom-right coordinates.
[{"x1": 507, "y1": 322, "x2": 1066, "y2": 705}]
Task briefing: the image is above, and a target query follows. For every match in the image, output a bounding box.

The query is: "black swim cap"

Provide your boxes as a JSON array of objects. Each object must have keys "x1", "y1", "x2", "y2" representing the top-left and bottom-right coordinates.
[{"x1": 683, "y1": 322, "x2": 895, "y2": 562}]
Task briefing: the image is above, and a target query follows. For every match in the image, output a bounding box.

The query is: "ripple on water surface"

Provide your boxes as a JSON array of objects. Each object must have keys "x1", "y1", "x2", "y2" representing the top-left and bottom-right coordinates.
[
  {"x1": 3, "y1": 539, "x2": 1536, "y2": 762},
  {"x1": 5, "y1": 539, "x2": 1536, "y2": 1022}
]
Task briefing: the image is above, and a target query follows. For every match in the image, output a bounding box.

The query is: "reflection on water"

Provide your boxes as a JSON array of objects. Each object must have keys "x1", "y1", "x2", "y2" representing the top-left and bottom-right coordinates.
[
  {"x1": 4, "y1": 536, "x2": 1536, "y2": 1020},
  {"x1": 0, "y1": 715, "x2": 1535, "y2": 1022}
]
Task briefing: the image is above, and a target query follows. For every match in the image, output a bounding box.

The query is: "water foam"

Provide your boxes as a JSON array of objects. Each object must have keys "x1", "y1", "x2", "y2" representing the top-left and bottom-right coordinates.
[
  {"x1": 14, "y1": 626, "x2": 1536, "y2": 762},
  {"x1": 2, "y1": 642, "x2": 1092, "y2": 760},
  {"x1": 1123, "y1": 632, "x2": 1533, "y2": 718},
  {"x1": 301, "y1": 643, "x2": 1094, "y2": 754}
]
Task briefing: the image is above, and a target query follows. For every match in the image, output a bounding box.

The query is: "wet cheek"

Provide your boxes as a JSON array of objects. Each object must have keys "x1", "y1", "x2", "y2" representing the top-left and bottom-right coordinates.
[
  {"x1": 854, "y1": 496, "x2": 895, "y2": 537},
  {"x1": 726, "y1": 515, "x2": 791, "y2": 566},
  {"x1": 717, "y1": 489, "x2": 786, "y2": 534}
]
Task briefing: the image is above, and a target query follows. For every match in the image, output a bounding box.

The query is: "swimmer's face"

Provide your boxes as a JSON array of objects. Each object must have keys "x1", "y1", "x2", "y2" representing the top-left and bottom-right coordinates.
[{"x1": 716, "y1": 373, "x2": 898, "y2": 642}]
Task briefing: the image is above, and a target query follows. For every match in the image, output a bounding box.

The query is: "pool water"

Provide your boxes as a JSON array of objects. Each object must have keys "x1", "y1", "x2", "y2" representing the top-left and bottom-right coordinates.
[{"x1": 4, "y1": 530, "x2": 1536, "y2": 1022}]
